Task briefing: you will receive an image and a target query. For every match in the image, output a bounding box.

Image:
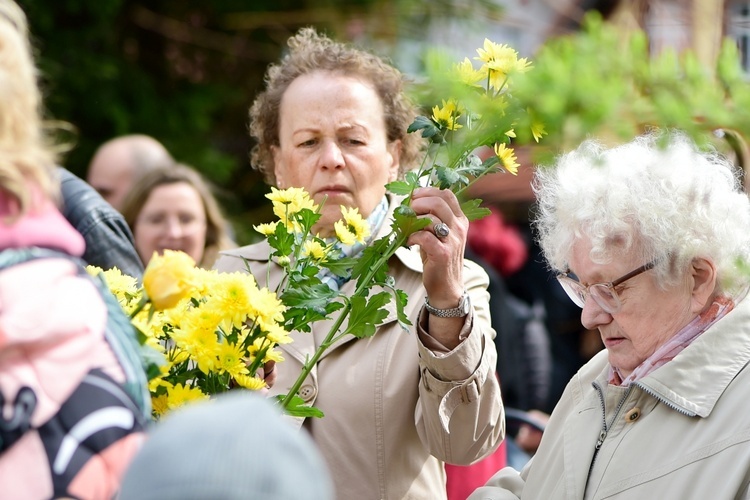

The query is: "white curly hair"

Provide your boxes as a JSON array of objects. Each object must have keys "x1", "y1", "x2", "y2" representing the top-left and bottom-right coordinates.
[{"x1": 533, "y1": 131, "x2": 750, "y2": 297}]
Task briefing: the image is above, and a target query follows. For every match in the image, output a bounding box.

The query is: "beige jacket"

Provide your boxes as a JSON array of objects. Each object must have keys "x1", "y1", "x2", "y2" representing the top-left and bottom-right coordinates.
[
  {"x1": 470, "y1": 296, "x2": 750, "y2": 500},
  {"x1": 214, "y1": 200, "x2": 504, "y2": 500}
]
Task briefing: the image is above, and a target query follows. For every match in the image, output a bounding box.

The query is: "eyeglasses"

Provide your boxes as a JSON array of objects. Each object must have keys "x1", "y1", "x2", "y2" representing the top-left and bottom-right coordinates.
[{"x1": 557, "y1": 260, "x2": 657, "y2": 314}]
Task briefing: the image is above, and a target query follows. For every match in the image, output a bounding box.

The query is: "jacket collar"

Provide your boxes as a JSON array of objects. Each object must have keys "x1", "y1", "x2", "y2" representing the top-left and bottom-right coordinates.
[
  {"x1": 220, "y1": 195, "x2": 425, "y2": 273},
  {"x1": 593, "y1": 295, "x2": 750, "y2": 417},
  {"x1": 221, "y1": 195, "x2": 425, "y2": 363}
]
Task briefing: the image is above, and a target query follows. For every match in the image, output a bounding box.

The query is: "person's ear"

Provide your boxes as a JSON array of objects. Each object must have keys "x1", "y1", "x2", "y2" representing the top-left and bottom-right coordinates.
[
  {"x1": 689, "y1": 257, "x2": 717, "y2": 313},
  {"x1": 271, "y1": 145, "x2": 285, "y2": 188},
  {"x1": 386, "y1": 140, "x2": 401, "y2": 183}
]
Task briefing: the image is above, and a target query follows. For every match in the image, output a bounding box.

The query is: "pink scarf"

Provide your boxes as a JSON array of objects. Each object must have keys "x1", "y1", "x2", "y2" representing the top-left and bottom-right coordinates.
[{"x1": 610, "y1": 295, "x2": 734, "y2": 386}]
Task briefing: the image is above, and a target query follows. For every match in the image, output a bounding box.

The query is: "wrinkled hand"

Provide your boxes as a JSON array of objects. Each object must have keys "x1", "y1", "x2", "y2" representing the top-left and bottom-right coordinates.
[
  {"x1": 406, "y1": 187, "x2": 468, "y2": 302},
  {"x1": 406, "y1": 187, "x2": 468, "y2": 349}
]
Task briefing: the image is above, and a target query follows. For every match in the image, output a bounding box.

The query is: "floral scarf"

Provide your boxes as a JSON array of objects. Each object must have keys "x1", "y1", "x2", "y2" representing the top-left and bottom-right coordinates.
[
  {"x1": 319, "y1": 196, "x2": 389, "y2": 291},
  {"x1": 610, "y1": 294, "x2": 735, "y2": 386}
]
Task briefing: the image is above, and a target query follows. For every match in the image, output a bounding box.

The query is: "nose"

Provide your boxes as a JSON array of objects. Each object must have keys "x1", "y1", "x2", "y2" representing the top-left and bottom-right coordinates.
[
  {"x1": 318, "y1": 140, "x2": 344, "y2": 170},
  {"x1": 164, "y1": 218, "x2": 183, "y2": 238},
  {"x1": 580, "y1": 295, "x2": 612, "y2": 330}
]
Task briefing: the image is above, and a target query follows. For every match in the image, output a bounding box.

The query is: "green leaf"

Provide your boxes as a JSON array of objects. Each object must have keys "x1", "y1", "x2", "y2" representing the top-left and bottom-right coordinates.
[
  {"x1": 385, "y1": 180, "x2": 414, "y2": 195},
  {"x1": 481, "y1": 155, "x2": 501, "y2": 170},
  {"x1": 460, "y1": 198, "x2": 492, "y2": 222},
  {"x1": 139, "y1": 344, "x2": 167, "y2": 381},
  {"x1": 351, "y1": 238, "x2": 392, "y2": 286},
  {"x1": 282, "y1": 283, "x2": 338, "y2": 312},
  {"x1": 407, "y1": 115, "x2": 438, "y2": 137},
  {"x1": 293, "y1": 208, "x2": 322, "y2": 233},
  {"x1": 323, "y1": 256, "x2": 357, "y2": 278},
  {"x1": 392, "y1": 204, "x2": 431, "y2": 238},
  {"x1": 434, "y1": 165, "x2": 462, "y2": 189},
  {"x1": 393, "y1": 288, "x2": 412, "y2": 332},
  {"x1": 273, "y1": 394, "x2": 325, "y2": 418},
  {"x1": 267, "y1": 222, "x2": 295, "y2": 257},
  {"x1": 344, "y1": 291, "x2": 391, "y2": 338}
]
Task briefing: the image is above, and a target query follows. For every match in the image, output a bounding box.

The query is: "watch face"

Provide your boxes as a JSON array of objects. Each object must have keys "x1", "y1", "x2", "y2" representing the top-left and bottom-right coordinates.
[{"x1": 460, "y1": 294, "x2": 471, "y2": 314}]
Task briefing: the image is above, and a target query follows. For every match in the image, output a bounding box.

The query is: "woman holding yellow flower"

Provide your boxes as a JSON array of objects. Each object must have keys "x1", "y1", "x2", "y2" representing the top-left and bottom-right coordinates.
[{"x1": 215, "y1": 28, "x2": 503, "y2": 499}]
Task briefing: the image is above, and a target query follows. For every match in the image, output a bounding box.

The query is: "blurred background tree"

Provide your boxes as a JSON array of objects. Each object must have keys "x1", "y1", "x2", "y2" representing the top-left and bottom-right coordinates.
[
  {"x1": 20, "y1": 0, "x2": 502, "y2": 244},
  {"x1": 20, "y1": 0, "x2": 750, "y2": 243}
]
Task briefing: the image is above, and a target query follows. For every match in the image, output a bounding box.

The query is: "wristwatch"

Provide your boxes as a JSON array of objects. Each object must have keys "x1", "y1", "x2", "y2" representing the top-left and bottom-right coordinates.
[{"x1": 424, "y1": 290, "x2": 471, "y2": 318}]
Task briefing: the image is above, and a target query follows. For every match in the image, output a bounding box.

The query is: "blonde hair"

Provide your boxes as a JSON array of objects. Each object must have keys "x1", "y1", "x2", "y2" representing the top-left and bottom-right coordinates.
[{"x1": 0, "y1": 0, "x2": 58, "y2": 217}]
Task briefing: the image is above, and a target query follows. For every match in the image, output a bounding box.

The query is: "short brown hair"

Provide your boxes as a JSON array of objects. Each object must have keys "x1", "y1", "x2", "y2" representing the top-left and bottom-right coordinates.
[{"x1": 249, "y1": 27, "x2": 424, "y2": 186}]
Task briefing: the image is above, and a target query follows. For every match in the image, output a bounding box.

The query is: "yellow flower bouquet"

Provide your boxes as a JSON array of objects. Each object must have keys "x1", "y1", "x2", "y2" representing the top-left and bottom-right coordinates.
[{"x1": 88, "y1": 250, "x2": 288, "y2": 418}]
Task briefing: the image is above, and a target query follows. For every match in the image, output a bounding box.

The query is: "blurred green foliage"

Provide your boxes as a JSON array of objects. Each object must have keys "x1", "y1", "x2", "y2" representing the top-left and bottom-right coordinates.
[
  {"x1": 509, "y1": 12, "x2": 750, "y2": 166},
  {"x1": 21, "y1": 0, "x2": 502, "y2": 245},
  {"x1": 22, "y1": 3, "x2": 750, "y2": 243}
]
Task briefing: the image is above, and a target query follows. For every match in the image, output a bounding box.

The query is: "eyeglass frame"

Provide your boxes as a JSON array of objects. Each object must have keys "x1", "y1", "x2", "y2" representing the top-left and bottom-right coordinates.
[{"x1": 557, "y1": 259, "x2": 658, "y2": 314}]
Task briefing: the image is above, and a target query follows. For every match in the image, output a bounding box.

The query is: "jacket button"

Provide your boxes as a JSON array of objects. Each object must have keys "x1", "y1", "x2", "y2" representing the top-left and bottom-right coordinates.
[
  {"x1": 299, "y1": 384, "x2": 317, "y2": 402},
  {"x1": 624, "y1": 407, "x2": 641, "y2": 422}
]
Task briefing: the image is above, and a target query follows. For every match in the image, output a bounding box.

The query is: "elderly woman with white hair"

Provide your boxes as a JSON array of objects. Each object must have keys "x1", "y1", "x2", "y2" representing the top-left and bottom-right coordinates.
[{"x1": 470, "y1": 131, "x2": 750, "y2": 499}]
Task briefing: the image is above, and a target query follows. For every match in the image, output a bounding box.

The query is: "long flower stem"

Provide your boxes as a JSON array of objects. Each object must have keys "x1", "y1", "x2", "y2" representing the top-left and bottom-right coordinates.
[
  {"x1": 279, "y1": 232, "x2": 405, "y2": 410},
  {"x1": 129, "y1": 295, "x2": 149, "y2": 319}
]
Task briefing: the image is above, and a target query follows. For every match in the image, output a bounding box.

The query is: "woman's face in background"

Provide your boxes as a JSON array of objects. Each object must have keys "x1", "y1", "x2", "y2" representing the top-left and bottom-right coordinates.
[{"x1": 134, "y1": 182, "x2": 207, "y2": 265}]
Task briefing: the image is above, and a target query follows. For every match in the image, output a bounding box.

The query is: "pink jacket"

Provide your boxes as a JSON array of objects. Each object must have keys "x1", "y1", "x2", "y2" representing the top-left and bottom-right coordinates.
[{"x1": 0, "y1": 192, "x2": 148, "y2": 499}]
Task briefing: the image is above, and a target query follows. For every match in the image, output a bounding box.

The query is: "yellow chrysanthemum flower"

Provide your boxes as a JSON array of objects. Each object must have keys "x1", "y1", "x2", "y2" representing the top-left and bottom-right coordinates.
[
  {"x1": 189, "y1": 267, "x2": 221, "y2": 298},
  {"x1": 143, "y1": 250, "x2": 199, "y2": 310},
  {"x1": 166, "y1": 383, "x2": 208, "y2": 411},
  {"x1": 302, "y1": 239, "x2": 328, "y2": 261},
  {"x1": 531, "y1": 120, "x2": 547, "y2": 143},
  {"x1": 216, "y1": 342, "x2": 250, "y2": 378},
  {"x1": 171, "y1": 323, "x2": 222, "y2": 374},
  {"x1": 453, "y1": 57, "x2": 485, "y2": 88},
  {"x1": 475, "y1": 39, "x2": 531, "y2": 91},
  {"x1": 254, "y1": 221, "x2": 280, "y2": 236},
  {"x1": 334, "y1": 206, "x2": 370, "y2": 246},
  {"x1": 493, "y1": 143, "x2": 520, "y2": 176},
  {"x1": 263, "y1": 322, "x2": 293, "y2": 345},
  {"x1": 261, "y1": 347, "x2": 285, "y2": 364},
  {"x1": 209, "y1": 272, "x2": 260, "y2": 328},
  {"x1": 86, "y1": 265, "x2": 103, "y2": 277},
  {"x1": 249, "y1": 287, "x2": 286, "y2": 331},
  {"x1": 234, "y1": 374, "x2": 267, "y2": 391},
  {"x1": 267, "y1": 187, "x2": 318, "y2": 231},
  {"x1": 266, "y1": 186, "x2": 316, "y2": 211},
  {"x1": 505, "y1": 128, "x2": 516, "y2": 138},
  {"x1": 151, "y1": 393, "x2": 169, "y2": 417},
  {"x1": 431, "y1": 99, "x2": 463, "y2": 131},
  {"x1": 88, "y1": 265, "x2": 141, "y2": 309}
]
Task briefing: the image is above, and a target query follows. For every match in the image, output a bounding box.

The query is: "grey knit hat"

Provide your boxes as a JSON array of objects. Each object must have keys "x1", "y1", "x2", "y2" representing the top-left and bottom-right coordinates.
[{"x1": 119, "y1": 392, "x2": 334, "y2": 500}]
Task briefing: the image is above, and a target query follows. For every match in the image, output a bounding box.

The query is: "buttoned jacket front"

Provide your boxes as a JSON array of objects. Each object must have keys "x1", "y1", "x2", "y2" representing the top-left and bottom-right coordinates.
[
  {"x1": 214, "y1": 198, "x2": 504, "y2": 500},
  {"x1": 470, "y1": 296, "x2": 750, "y2": 500}
]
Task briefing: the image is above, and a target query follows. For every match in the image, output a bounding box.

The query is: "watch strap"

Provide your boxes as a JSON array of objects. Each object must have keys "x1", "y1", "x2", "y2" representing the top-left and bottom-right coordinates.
[{"x1": 424, "y1": 290, "x2": 470, "y2": 318}]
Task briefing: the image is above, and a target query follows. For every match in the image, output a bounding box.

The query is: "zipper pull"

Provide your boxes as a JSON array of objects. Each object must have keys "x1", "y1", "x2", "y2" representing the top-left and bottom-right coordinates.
[{"x1": 595, "y1": 429, "x2": 607, "y2": 450}]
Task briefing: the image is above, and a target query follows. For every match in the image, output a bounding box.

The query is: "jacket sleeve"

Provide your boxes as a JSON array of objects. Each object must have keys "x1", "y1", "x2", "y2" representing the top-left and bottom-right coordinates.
[
  {"x1": 466, "y1": 465, "x2": 526, "y2": 499},
  {"x1": 58, "y1": 168, "x2": 144, "y2": 280},
  {"x1": 414, "y1": 259, "x2": 505, "y2": 465}
]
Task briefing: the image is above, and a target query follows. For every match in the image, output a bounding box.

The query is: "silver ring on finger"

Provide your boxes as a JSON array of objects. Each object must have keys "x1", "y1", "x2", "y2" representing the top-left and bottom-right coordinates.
[{"x1": 434, "y1": 222, "x2": 450, "y2": 239}]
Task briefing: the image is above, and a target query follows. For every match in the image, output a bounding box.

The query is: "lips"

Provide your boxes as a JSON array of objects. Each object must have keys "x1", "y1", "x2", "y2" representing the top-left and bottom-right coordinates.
[
  {"x1": 315, "y1": 185, "x2": 351, "y2": 200},
  {"x1": 603, "y1": 336, "x2": 625, "y2": 348}
]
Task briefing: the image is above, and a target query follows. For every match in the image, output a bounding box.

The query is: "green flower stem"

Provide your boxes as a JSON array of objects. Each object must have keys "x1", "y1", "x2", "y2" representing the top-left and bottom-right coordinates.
[
  {"x1": 279, "y1": 298, "x2": 351, "y2": 409},
  {"x1": 129, "y1": 295, "x2": 150, "y2": 319},
  {"x1": 455, "y1": 168, "x2": 497, "y2": 199},
  {"x1": 279, "y1": 232, "x2": 405, "y2": 410}
]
